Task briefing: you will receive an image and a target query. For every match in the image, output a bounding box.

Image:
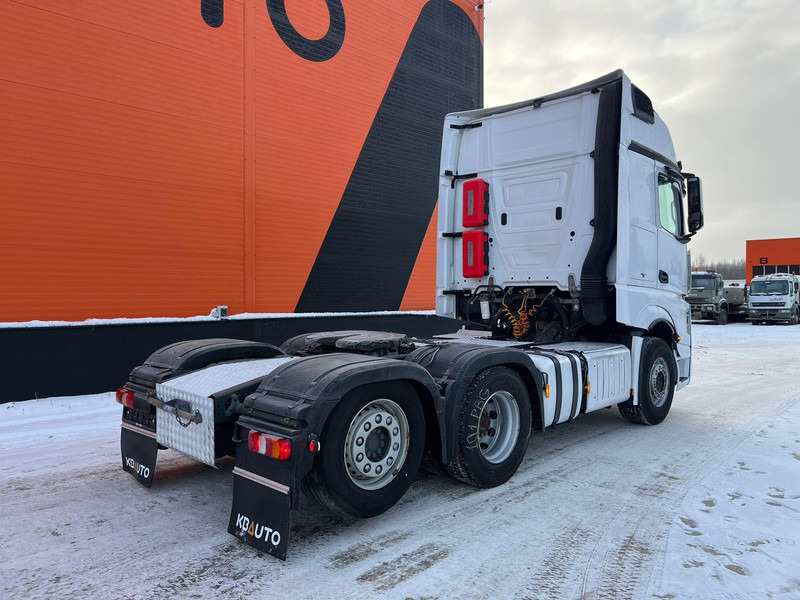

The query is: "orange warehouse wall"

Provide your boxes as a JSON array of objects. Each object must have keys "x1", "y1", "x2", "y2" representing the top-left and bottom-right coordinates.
[
  {"x1": 746, "y1": 237, "x2": 800, "y2": 283},
  {"x1": 0, "y1": 0, "x2": 483, "y2": 322}
]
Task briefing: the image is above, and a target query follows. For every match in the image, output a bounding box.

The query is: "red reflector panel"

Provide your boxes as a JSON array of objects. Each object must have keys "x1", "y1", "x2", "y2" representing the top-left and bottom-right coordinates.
[
  {"x1": 248, "y1": 431, "x2": 292, "y2": 460},
  {"x1": 462, "y1": 230, "x2": 489, "y2": 278},
  {"x1": 115, "y1": 387, "x2": 135, "y2": 409},
  {"x1": 462, "y1": 179, "x2": 489, "y2": 228}
]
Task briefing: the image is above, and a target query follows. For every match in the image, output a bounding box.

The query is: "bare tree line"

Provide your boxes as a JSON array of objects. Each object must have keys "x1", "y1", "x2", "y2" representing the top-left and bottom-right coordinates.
[{"x1": 691, "y1": 256, "x2": 746, "y2": 280}]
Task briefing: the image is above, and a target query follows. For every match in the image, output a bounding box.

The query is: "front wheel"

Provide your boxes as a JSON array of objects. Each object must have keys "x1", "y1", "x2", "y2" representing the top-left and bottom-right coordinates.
[
  {"x1": 790, "y1": 308, "x2": 799, "y2": 326},
  {"x1": 715, "y1": 307, "x2": 728, "y2": 325},
  {"x1": 446, "y1": 366, "x2": 532, "y2": 488},
  {"x1": 618, "y1": 337, "x2": 676, "y2": 425},
  {"x1": 302, "y1": 381, "x2": 425, "y2": 519}
]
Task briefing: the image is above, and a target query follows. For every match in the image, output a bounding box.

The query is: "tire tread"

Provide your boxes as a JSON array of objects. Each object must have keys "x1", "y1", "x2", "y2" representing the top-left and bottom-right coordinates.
[
  {"x1": 445, "y1": 366, "x2": 531, "y2": 487},
  {"x1": 618, "y1": 337, "x2": 676, "y2": 426}
]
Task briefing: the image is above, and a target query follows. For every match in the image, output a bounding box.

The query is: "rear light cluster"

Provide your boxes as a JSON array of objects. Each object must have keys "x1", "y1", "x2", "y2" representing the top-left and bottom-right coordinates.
[
  {"x1": 248, "y1": 431, "x2": 292, "y2": 461},
  {"x1": 461, "y1": 178, "x2": 490, "y2": 278},
  {"x1": 116, "y1": 387, "x2": 135, "y2": 409}
]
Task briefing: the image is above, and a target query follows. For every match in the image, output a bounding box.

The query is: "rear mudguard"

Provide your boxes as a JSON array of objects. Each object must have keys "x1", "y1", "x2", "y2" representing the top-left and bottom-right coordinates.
[
  {"x1": 228, "y1": 352, "x2": 440, "y2": 559},
  {"x1": 128, "y1": 338, "x2": 284, "y2": 388},
  {"x1": 120, "y1": 338, "x2": 284, "y2": 486},
  {"x1": 234, "y1": 352, "x2": 441, "y2": 508},
  {"x1": 404, "y1": 343, "x2": 545, "y2": 464}
]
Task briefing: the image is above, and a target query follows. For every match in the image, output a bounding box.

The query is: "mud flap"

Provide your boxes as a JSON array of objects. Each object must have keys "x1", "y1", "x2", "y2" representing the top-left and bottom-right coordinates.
[
  {"x1": 228, "y1": 466, "x2": 291, "y2": 560},
  {"x1": 121, "y1": 423, "x2": 158, "y2": 488}
]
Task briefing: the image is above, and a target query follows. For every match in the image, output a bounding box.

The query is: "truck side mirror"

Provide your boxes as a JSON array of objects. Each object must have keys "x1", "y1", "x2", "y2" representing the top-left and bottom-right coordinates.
[{"x1": 687, "y1": 177, "x2": 704, "y2": 233}]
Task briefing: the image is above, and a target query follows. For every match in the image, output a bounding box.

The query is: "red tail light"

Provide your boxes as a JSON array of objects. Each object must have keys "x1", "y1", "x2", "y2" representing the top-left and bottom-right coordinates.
[
  {"x1": 462, "y1": 178, "x2": 489, "y2": 228},
  {"x1": 462, "y1": 230, "x2": 489, "y2": 278},
  {"x1": 248, "y1": 431, "x2": 292, "y2": 460},
  {"x1": 115, "y1": 387, "x2": 136, "y2": 409}
]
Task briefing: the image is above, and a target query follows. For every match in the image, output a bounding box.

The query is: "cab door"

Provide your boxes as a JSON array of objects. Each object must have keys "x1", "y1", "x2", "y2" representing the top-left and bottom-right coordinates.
[
  {"x1": 655, "y1": 167, "x2": 688, "y2": 300},
  {"x1": 655, "y1": 165, "x2": 692, "y2": 381}
]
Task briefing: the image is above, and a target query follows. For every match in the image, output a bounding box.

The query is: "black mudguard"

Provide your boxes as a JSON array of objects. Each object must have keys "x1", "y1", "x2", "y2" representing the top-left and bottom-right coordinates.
[
  {"x1": 120, "y1": 338, "x2": 284, "y2": 486},
  {"x1": 405, "y1": 343, "x2": 545, "y2": 464},
  {"x1": 121, "y1": 423, "x2": 158, "y2": 487},
  {"x1": 236, "y1": 352, "x2": 441, "y2": 497},
  {"x1": 228, "y1": 466, "x2": 291, "y2": 560},
  {"x1": 128, "y1": 338, "x2": 284, "y2": 388},
  {"x1": 228, "y1": 352, "x2": 440, "y2": 557}
]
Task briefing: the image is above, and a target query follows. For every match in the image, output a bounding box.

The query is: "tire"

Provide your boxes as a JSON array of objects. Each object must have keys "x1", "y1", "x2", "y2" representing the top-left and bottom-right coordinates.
[
  {"x1": 302, "y1": 381, "x2": 425, "y2": 519},
  {"x1": 445, "y1": 366, "x2": 532, "y2": 488},
  {"x1": 715, "y1": 307, "x2": 728, "y2": 325},
  {"x1": 790, "y1": 308, "x2": 799, "y2": 326},
  {"x1": 618, "y1": 337, "x2": 676, "y2": 426}
]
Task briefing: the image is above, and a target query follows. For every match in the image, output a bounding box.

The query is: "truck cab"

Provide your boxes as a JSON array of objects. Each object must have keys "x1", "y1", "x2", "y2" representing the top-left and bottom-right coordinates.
[
  {"x1": 688, "y1": 271, "x2": 728, "y2": 324},
  {"x1": 438, "y1": 70, "x2": 703, "y2": 388},
  {"x1": 748, "y1": 273, "x2": 800, "y2": 325}
]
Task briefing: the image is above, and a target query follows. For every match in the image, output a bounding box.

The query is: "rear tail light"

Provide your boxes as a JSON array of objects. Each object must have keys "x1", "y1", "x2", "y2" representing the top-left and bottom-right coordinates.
[
  {"x1": 116, "y1": 387, "x2": 136, "y2": 409},
  {"x1": 248, "y1": 431, "x2": 292, "y2": 460},
  {"x1": 462, "y1": 230, "x2": 489, "y2": 278},
  {"x1": 462, "y1": 178, "x2": 489, "y2": 228}
]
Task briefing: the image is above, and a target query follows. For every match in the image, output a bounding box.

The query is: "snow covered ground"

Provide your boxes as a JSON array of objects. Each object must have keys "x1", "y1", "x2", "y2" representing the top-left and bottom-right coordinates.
[{"x1": 1, "y1": 323, "x2": 799, "y2": 600}]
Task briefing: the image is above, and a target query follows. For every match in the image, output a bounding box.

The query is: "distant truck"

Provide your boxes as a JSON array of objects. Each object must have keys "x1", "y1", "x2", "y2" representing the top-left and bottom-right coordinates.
[
  {"x1": 748, "y1": 273, "x2": 800, "y2": 325},
  {"x1": 723, "y1": 282, "x2": 749, "y2": 321},
  {"x1": 688, "y1": 271, "x2": 746, "y2": 324}
]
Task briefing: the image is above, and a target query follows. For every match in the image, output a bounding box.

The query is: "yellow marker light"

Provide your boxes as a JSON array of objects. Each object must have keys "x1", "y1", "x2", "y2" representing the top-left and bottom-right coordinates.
[
  {"x1": 545, "y1": 384, "x2": 550, "y2": 398},
  {"x1": 586, "y1": 381, "x2": 591, "y2": 395}
]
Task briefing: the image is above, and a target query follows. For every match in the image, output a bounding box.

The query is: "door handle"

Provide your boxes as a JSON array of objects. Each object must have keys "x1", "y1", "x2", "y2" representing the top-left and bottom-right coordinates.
[
  {"x1": 148, "y1": 395, "x2": 203, "y2": 425},
  {"x1": 659, "y1": 270, "x2": 669, "y2": 284}
]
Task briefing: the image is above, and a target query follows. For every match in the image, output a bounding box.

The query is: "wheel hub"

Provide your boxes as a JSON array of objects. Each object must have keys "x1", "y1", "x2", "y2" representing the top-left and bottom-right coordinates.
[
  {"x1": 477, "y1": 390, "x2": 520, "y2": 464},
  {"x1": 650, "y1": 357, "x2": 670, "y2": 407},
  {"x1": 344, "y1": 400, "x2": 409, "y2": 490}
]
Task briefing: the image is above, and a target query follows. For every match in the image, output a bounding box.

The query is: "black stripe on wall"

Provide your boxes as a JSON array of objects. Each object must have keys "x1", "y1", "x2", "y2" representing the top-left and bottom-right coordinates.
[
  {"x1": 0, "y1": 314, "x2": 461, "y2": 403},
  {"x1": 295, "y1": 0, "x2": 482, "y2": 312}
]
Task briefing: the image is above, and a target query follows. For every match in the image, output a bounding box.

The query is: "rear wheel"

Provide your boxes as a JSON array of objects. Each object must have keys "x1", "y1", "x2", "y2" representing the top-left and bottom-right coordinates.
[
  {"x1": 618, "y1": 337, "x2": 676, "y2": 425},
  {"x1": 302, "y1": 381, "x2": 424, "y2": 518},
  {"x1": 446, "y1": 366, "x2": 531, "y2": 488}
]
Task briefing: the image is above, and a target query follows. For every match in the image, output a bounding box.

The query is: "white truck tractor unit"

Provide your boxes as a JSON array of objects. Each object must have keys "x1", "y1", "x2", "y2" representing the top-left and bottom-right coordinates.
[
  {"x1": 116, "y1": 70, "x2": 704, "y2": 560},
  {"x1": 748, "y1": 272, "x2": 800, "y2": 325}
]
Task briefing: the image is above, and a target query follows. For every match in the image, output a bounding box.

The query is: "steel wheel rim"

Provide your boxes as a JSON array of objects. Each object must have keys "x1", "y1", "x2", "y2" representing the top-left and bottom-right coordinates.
[
  {"x1": 650, "y1": 357, "x2": 670, "y2": 407},
  {"x1": 344, "y1": 399, "x2": 409, "y2": 490},
  {"x1": 478, "y1": 390, "x2": 520, "y2": 464}
]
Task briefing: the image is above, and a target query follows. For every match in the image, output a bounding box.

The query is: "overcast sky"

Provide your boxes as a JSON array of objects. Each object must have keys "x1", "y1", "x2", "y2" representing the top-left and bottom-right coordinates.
[{"x1": 482, "y1": 0, "x2": 800, "y2": 261}]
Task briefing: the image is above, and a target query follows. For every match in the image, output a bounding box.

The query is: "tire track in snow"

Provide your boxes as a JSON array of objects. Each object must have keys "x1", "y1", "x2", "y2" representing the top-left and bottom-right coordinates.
[
  {"x1": 577, "y1": 412, "x2": 796, "y2": 600},
  {"x1": 356, "y1": 542, "x2": 451, "y2": 591}
]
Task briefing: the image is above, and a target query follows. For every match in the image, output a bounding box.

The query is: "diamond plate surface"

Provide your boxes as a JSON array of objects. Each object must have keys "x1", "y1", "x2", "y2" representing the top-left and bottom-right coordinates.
[
  {"x1": 156, "y1": 386, "x2": 216, "y2": 466},
  {"x1": 155, "y1": 357, "x2": 297, "y2": 466}
]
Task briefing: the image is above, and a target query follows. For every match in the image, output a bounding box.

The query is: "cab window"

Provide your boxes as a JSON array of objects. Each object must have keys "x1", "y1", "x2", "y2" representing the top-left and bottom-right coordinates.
[{"x1": 657, "y1": 174, "x2": 683, "y2": 236}]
